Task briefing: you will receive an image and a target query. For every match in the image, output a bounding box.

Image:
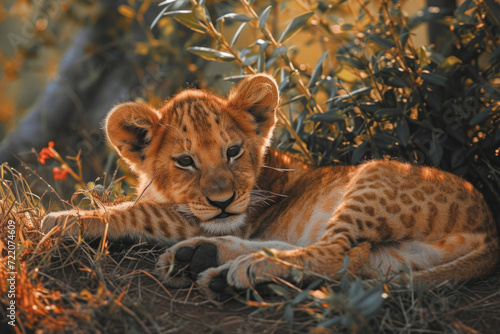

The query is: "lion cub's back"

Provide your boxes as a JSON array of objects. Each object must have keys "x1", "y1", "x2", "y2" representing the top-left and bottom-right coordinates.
[{"x1": 344, "y1": 159, "x2": 497, "y2": 240}]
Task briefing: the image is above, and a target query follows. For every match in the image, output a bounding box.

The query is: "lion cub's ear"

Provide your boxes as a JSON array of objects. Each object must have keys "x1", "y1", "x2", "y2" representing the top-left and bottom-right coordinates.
[
  {"x1": 228, "y1": 73, "x2": 279, "y2": 137},
  {"x1": 105, "y1": 102, "x2": 160, "y2": 170}
]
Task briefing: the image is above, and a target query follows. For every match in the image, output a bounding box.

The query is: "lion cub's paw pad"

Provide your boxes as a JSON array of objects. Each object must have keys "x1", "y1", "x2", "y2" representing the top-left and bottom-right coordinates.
[
  {"x1": 187, "y1": 243, "x2": 220, "y2": 279},
  {"x1": 207, "y1": 268, "x2": 230, "y2": 293},
  {"x1": 156, "y1": 253, "x2": 191, "y2": 288},
  {"x1": 158, "y1": 242, "x2": 221, "y2": 287},
  {"x1": 198, "y1": 266, "x2": 234, "y2": 301}
]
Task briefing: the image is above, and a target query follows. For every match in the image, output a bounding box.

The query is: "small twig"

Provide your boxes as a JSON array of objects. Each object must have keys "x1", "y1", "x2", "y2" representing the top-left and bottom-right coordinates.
[{"x1": 134, "y1": 170, "x2": 159, "y2": 206}]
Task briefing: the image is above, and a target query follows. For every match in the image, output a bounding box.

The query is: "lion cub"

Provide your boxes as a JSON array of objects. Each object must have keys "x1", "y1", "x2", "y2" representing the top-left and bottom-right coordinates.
[{"x1": 42, "y1": 73, "x2": 499, "y2": 297}]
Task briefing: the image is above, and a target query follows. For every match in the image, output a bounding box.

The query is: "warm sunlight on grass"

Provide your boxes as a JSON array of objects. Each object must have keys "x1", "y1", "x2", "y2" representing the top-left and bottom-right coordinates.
[{"x1": 1, "y1": 162, "x2": 500, "y2": 333}]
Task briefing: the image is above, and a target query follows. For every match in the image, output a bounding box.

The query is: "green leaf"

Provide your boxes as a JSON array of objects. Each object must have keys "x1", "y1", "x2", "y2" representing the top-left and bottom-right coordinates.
[
  {"x1": 469, "y1": 105, "x2": 496, "y2": 125},
  {"x1": 284, "y1": 304, "x2": 294, "y2": 326},
  {"x1": 373, "y1": 108, "x2": 404, "y2": 121},
  {"x1": 307, "y1": 109, "x2": 345, "y2": 123},
  {"x1": 150, "y1": 3, "x2": 171, "y2": 29},
  {"x1": 340, "y1": 275, "x2": 350, "y2": 293},
  {"x1": 242, "y1": 55, "x2": 259, "y2": 66},
  {"x1": 373, "y1": 132, "x2": 399, "y2": 149},
  {"x1": 347, "y1": 87, "x2": 372, "y2": 99},
  {"x1": 158, "y1": 0, "x2": 179, "y2": 5},
  {"x1": 224, "y1": 74, "x2": 249, "y2": 83},
  {"x1": 279, "y1": 68, "x2": 289, "y2": 92},
  {"x1": 424, "y1": 91, "x2": 441, "y2": 110},
  {"x1": 397, "y1": 118, "x2": 410, "y2": 147},
  {"x1": 310, "y1": 77, "x2": 325, "y2": 96},
  {"x1": 399, "y1": 27, "x2": 410, "y2": 48},
  {"x1": 381, "y1": 70, "x2": 410, "y2": 88},
  {"x1": 367, "y1": 33, "x2": 396, "y2": 49},
  {"x1": 258, "y1": 6, "x2": 272, "y2": 29},
  {"x1": 187, "y1": 47, "x2": 235, "y2": 62},
  {"x1": 193, "y1": 5, "x2": 210, "y2": 23},
  {"x1": 451, "y1": 147, "x2": 467, "y2": 168},
  {"x1": 341, "y1": 23, "x2": 354, "y2": 30},
  {"x1": 281, "y1": 94, "x2": 306, "y2": 107},
  {"x1": 292, "y1": 280, "x2": 322, "y2": 305},
  {"x1": 354, "y1": 287, "x2": 385, "y2": 318},
  {"x1": 292, "y1": 289, "x2": 310, "y2": 305},
  {"x1": 267, "y1": 284, "x2": 291, "y2": 298},
  {"x1": 309, "y1": 51, "x2": 328, "y2": 88},
  {"x1": 348, "y1": 279, "x2": 364, "y2": 302},
  {"x1": 257, "y1": 54, "x2": 265, "y2": 72},
  {"x1": 429, "y1": 140, "x2": 443, "y2": 165},
  {"x1": 421, "y1": 72, "x2": 448, "y2": 86},
  {"x1": 336, "y1": 55, "x2": 364, "y2": 70},
  {"x1": 341, "y1": 105, "x2": 356, "y2": 115},
  {"x1": 457, "y1": 0, "x2": 474, "y2": 15},
  {"x1": 323, "y1": 87, "x2": 372, "y2": 106},
  {"x1": 261, "y1": 247, "x2": 276, "y2": 257},
  {"x1": 359, "y1": 102, "x2": 381, "y2": 114},
  {"x1": 278, "y1": 11, "x2": 315, "y2": 43},
  {"x1": 164, "y1": 10, "x2": 206, "y2": 33},
  {"x1": 217, "y1": 13, "x2": 252, "y2": 23},
  {"x1": 438, "y1": 56, "x2": 462, "y2": 73},
  {"x1": 483, "y1": 85, "x2": 500, "y2": 100},
  {"x1": 351, "y1": 140, "x2": 369, "y2": 164},
  {"x1": 384, "y1": 89, "x2": 397, "y2": 108},
  {"x1": 295, "y1": 109, "x2": 309, "y2": 134},
  {"x1": 485, "y1": 0, "x2": 500, "y2": 24},
  {"x1": 253, "y1": 39, "x2": 270, "y2": 53},
  {"x1": 489, "y1": 45, "x2": 500, "y2": 65},
  {"x1": 230, "y1": 22, "x2": 247, "y2": 46},
  {"x1": 318, "y1": 316, "x2": 342, "y2": 328},
  {"x1": 416, "y1": 46, "x2": 429, "y2": 68}
]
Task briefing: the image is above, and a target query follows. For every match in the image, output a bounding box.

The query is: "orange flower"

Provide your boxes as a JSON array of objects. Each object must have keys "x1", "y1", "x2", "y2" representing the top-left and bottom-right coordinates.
[
  {"x1": 37, "y1": 142, "x2": 56, "y2": 164},
  {"x1": 52, "y1": 167, "x2": 69, "y2": 181}
]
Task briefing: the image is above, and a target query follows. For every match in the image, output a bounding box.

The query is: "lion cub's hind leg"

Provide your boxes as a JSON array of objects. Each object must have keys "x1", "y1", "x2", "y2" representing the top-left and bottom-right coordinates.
[
  {"x1": 412, "y1": 233, "x2": 498, "y2": 283},
  {"x1": 369, "y1": 232, "x2": 499, "y2": 283}
]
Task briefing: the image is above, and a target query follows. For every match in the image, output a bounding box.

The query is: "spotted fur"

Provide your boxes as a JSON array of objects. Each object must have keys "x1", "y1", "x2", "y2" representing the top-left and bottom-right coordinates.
[{"x1": 42, "y1": 73, "x2": 499, "y2": 297}]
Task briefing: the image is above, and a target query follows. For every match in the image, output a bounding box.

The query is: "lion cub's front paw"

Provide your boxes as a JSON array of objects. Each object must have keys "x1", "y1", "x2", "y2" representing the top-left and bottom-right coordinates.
[
  {"x1": 156, "y1": 238, "x2": 221, "y2": 288},
  {"x1": 196, "y1": 263, "x2": 235, "y2": 300},
  {"x1": 197, "y1": 252, "x2": 296, "y2": 300},
  {"x1": 40, "y1": 211, "x2": 80, "y2": 235}
]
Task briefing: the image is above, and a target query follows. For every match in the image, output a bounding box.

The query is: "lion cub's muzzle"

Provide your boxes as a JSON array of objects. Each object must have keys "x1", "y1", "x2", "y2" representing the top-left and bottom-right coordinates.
[
  {"x1": 206, "y1": 193, "x2": 236, "y2": 219},
  {"x1": 188, "y1": 191, "x2": 251, "y2": 222}
]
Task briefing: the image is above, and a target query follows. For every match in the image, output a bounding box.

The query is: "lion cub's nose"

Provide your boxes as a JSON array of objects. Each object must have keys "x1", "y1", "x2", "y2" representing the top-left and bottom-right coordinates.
[{"x1": 206, "y1": 193, "x2": 236, "y2": 210}]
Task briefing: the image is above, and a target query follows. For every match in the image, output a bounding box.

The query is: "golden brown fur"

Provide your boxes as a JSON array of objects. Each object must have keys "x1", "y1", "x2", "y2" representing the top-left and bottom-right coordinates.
[{"x1": 42, "y1": 73, "x2": 500, "y2": 297}]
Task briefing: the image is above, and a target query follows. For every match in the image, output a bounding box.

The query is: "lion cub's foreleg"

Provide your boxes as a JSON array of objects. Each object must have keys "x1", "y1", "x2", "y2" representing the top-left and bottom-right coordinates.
[{"x1": 41, "y1": 201, "x2": 203, "y2": 244}]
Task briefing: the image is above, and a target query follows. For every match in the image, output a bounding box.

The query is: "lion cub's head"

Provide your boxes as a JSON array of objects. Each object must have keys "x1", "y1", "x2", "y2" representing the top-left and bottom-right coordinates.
[{"x1": 105, "y1": 74, "x2": 279, "y2": 234}]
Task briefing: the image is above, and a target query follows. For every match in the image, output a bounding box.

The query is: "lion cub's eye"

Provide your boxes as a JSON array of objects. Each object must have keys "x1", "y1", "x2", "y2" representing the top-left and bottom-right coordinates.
[
  {"x1": 227, "y1": 145, "x2": 242, "y2": 159},
  {"x1": 175, "y1": 156, "x2": 195, "y2": 168}
]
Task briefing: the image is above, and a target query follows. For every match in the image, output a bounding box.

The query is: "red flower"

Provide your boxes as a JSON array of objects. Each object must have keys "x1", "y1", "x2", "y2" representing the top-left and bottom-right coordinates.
[
  {"x1": 37, "y1": 143, "x2": 56, "y2": 164},
  {"x1": 53, "y1": 167, "x2": 69, "y2": 181}
]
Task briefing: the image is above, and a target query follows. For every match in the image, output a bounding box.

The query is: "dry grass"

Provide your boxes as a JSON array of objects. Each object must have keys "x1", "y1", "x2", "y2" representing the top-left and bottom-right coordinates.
[{"x1": 1, "y1": 164, "x2": 500, "y2": 334}]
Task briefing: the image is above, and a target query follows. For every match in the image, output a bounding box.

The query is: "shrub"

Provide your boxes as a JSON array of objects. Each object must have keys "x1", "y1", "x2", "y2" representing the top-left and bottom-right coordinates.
[{"x1": 156, "y1": 0, "x2": 500, "y2": 224}]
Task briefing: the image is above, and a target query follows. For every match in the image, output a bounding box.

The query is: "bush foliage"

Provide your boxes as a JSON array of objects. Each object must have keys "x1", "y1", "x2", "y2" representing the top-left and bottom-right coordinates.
[{"x1": 156, "y1": 0, "x2": 500, "y2": 222}]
